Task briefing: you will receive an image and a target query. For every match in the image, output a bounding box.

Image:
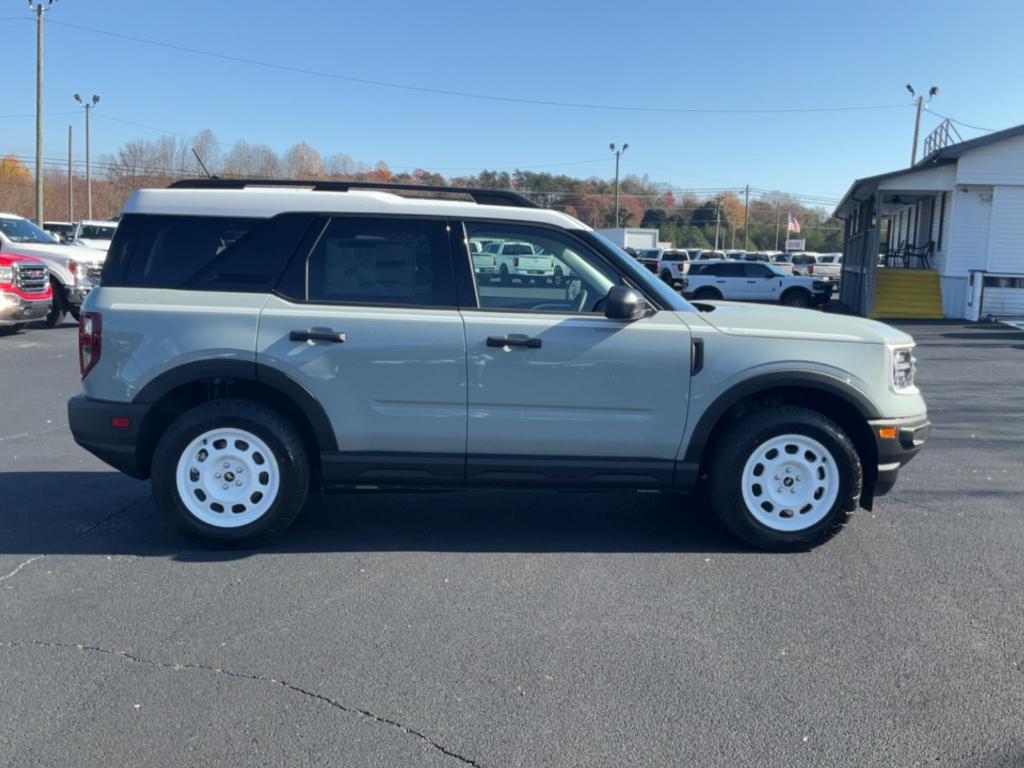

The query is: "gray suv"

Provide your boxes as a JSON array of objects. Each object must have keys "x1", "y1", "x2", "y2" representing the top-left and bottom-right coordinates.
[{"x1": 68, "y1": 179, "x2": 929, "y2": 550}]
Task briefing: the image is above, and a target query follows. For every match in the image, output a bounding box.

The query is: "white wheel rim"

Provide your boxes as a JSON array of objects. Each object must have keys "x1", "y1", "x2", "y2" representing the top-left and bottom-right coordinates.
[
  {"x1": 740, "y1": 434, "x2": 839, "y2": 532},
  {"x1": 175, "y1": 428, "x2": 281, "y2": 528}
]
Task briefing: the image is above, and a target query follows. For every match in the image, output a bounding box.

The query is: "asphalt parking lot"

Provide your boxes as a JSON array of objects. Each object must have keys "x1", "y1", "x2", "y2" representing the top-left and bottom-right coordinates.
[{"x1": 1, "y1": 319, "x2": 1023, "y2": 768}]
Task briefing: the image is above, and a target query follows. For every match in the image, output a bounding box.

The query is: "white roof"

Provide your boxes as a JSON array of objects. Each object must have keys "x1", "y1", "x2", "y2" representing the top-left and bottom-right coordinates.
[{"x1": 123, "y1": 187, "x2": 590, "y2": 230}]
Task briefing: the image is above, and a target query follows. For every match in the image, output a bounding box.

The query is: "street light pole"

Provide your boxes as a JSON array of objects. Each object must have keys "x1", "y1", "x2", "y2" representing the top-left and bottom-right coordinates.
[
  {"x1": 31, "y1": 1, "x2": 55, "y2": 226},
  {"x1": 906, "y1": 84, "x2": 938, "y2": 165},
  {"x1": 75, "y1": 94, "x2": 100, "y2": 219},
  {"x1": 609, "y1": 142, "x2": 629, "y2": 228}
]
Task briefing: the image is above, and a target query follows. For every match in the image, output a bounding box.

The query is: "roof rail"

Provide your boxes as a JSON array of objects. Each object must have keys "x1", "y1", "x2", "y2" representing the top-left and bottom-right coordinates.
[{"x1": 167, "y1": 178, "x2": 540, "y2": 209}]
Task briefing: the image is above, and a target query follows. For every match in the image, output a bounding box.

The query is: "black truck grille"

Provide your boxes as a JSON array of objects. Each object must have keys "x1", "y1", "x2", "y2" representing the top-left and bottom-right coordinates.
[{"x1": 14, "y1": 263, "x2": 49, "y2": 294}]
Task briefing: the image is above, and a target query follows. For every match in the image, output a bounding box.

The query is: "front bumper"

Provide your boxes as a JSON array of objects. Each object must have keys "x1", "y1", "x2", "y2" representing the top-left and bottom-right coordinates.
[
  {"x1": 869, "y1": 413, "x2": 930, "y2": 497},
  {"x1": 67, "y1": 285, "x2": 93, "y2": 306},
  {"x1": 0, "y1": 293, "x2": 51, "y2": 325},
  {"x1": 68, "y1": 395, "x2": 152, "y2": 478}
]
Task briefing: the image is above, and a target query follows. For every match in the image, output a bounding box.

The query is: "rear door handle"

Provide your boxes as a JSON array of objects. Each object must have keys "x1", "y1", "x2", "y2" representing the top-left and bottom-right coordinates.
[
  {"x1": 289, "y1": 329, "x2": 347, "y2": 343},
  {"x1": 487, "y1": 334, "x2": 542, "y2": 349}
]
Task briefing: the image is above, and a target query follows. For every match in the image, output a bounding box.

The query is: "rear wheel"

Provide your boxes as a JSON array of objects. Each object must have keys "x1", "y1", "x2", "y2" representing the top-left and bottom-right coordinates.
[
  {"x1": 43, "y1": 280, "x2": 67, "y2": 328},
  {"x1": 660, "y1": 270, "x2": 674, "y2": 285},
  {"x1": 499, "y1": 264, "x2": 511, "y2": 284},
  {"x1": 693, "y1": 287, "x2": 721, "y2": 301},
  {"x1": 707, "y1": 405, "x2": 862, "y2": 550},
  {"x1": 151, "y1": 399, "x2": 310, "y2": 546},
  {"x1": 553, "y1": 266, "x2": 564, "y2": 286}
]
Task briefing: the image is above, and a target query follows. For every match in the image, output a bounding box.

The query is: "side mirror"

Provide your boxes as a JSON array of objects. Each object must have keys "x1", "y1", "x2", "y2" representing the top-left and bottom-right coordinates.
[{"x1": 604, "y1": 285, "x2": 650, "y2": 321}]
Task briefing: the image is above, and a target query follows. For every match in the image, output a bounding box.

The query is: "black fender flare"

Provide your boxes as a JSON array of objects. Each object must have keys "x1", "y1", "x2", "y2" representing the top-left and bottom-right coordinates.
[
  {"x1": 683, "y1": 371, "x2": 880, "y2": 464},
  {"x1": 134, "y1": 359, "x2": 338, "y2": 452}
]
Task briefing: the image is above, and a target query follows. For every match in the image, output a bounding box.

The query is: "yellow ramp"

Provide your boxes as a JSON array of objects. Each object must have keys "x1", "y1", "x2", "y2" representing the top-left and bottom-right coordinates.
[{"x1": 870, "y1": 269, "x2": 943, "y2": 320}]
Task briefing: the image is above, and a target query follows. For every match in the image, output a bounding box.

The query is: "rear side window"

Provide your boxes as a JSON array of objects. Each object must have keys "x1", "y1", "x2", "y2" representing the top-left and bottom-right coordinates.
[{"x1": 296, "y1": 217, "x2": 456, "y2": 307}]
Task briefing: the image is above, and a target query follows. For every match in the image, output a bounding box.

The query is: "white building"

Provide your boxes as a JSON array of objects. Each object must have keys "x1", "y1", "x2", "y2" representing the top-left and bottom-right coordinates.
[{"x1": 835, "y1": 122, "x2": 1024, "y2": 319}]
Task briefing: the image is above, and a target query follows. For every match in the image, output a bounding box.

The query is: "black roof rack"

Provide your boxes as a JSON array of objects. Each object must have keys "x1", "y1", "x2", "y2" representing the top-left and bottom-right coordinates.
[{"x1": 167, "y1": 178, "x2": 540, "y2": 209}]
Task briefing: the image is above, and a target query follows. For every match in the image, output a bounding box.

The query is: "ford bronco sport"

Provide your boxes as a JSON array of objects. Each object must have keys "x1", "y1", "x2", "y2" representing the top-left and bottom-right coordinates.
[{"x1": 68, "y1": 179, "x2": 929, "y2": 550}]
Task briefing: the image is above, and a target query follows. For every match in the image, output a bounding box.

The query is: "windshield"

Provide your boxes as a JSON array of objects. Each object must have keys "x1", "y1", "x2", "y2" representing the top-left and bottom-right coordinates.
[
  {"x1": 0, "y1": 217, "x2": 58, "y2": 244},
  {"x1": 79, "y1": 225, "x2": 116, "y2": 240}
]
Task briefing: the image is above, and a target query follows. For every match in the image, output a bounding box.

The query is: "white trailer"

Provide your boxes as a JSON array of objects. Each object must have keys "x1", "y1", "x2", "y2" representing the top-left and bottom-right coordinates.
[{"x1": 596, "y1": 228, "x2": 659, "y2": 251}]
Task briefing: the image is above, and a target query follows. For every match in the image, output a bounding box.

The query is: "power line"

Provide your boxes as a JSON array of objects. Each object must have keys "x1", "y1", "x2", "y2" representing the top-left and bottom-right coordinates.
[
  {"x1": 37, "y1": 18, "x2": 913, "y2": 116},
  {"x1": 926, "y1": 109, "x2": 995, "y2": 133}
]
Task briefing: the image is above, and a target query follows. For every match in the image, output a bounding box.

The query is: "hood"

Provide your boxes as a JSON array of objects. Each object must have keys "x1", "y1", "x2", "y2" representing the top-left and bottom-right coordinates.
[
  {"x1": 0, "y1": 253, "x2": 45, "y2": 266},
  {"x1": 693, "y1": 301, "x2": 914, "y2": 345},
  {"x1": 4, "y1": 241, "x2": 106, "y2": 264},
  {"x1": 73, "y1": 239, "x2": 112, "y2": 252}
]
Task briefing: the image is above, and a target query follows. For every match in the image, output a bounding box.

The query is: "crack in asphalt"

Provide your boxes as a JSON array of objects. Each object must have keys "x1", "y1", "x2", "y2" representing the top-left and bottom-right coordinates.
[
  {"x1": 77, "y1": 494, "x2": 153, "y2": 535},
  {"x1": 0, "y1": 556, "x2": 45, "y2": 583},
  {"x1": 0, "y1": 423, "x2": 68, "y2": 443},
  {"x1": 1, "y1": 639, "x2": 485, "y2": 768}
]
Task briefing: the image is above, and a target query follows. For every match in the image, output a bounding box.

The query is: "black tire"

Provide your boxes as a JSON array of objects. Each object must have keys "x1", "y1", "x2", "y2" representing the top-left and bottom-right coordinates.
[
  {"x1": 660, "y1": 270, "x2": 674, "y2": 285},
  {"x1": 553, "y1": 267, "x2": 564, "y2": 286},
  {"x1": 43, "y1": 280, "x2": 67, "y2": 328},
  {"x1": 781, "y1": 289, "x2": 811, "y2": 308},
  {"x1": 499, "y1": 264, "x2": 511, "y2": 284},
  {"x1": 693, "y1": 287, "x2": 721, "y2": 301},
  {"x1": 706, "y1": 405, "x2": 862, "y2": 551},
  {"x1": 68, "y1": 307, "x2": 81, "y2": 323},
  {"x1": 151, "y1": 399, "x2": 311, "y2": 547},
  {"x1": 0, "y1": 324, "x2": 26, "y2": 336}
]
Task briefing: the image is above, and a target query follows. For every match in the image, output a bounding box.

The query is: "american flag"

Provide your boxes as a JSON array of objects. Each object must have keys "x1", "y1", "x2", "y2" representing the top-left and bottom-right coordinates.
[{"x1": 787, "y1": 214, "x2": 801, "y2": 234}]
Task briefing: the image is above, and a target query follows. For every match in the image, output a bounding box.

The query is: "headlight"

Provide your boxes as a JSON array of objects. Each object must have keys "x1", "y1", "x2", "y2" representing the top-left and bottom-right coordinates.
[
  {"x1": 891, "y1": 346, "x2": 917, "y2": 392},
  {"x1": 0, "y1": 266, "x2": 13, "y2": 284}
]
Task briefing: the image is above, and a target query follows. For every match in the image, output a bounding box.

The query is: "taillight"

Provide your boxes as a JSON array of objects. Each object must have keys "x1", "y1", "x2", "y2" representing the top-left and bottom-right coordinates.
[
  {"x1": 807, "y1": 265, "x2": 814, "y2": 275},
  {"x1": 513, "y1": 257, "x2": 520, "y2": 267},
  {"x1": 79, "y1": 312, "x2": 102, "y2": 379}
]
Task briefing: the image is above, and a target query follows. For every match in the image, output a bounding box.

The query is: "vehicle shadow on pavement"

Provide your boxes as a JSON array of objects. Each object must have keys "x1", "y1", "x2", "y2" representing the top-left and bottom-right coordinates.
[{"x1": 0, "y1": 471, "x2": 755, "y2": 558}]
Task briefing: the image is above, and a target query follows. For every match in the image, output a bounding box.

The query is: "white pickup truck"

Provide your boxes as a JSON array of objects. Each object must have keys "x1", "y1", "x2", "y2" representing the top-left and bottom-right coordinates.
[
  {"x1": 482, "y1": 241, "x2": 559, "y2": 282},
  {"x1": 682, "y1": 260, "x2": 832, "y2": 307}
]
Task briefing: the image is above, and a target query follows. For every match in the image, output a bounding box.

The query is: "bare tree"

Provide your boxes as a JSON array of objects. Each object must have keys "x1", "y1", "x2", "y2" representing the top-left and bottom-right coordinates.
[{"x1": 282, "y1": 142, "x2": 324, "y2": 178}]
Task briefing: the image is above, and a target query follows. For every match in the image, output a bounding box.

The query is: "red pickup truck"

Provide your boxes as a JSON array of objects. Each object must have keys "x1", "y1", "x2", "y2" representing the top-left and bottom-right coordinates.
[{"x1": 0, "y1": 253, "x2": 52, "y2": 334}]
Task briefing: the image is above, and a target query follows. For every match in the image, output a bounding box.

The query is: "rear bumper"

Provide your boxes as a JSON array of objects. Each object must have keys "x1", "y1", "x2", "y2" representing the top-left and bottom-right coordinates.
[
  {"x1": 869, "y1": 413, "x2": 930, "y2": 497},
  {"x1": 0, "y1": 293, "x2": 51, "y2": 325},
  {"x1": 67, "y1": 395, "x2": 151, "y2": 478}
]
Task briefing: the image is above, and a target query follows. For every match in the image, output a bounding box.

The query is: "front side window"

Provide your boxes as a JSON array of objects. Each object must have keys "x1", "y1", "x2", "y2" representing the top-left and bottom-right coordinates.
[
  {"x1": 464, "y1": 222, "x2": 623, "y2": 314},
  {"x1": 304, "y1": 217, "x2": 455, "y2": 307}
]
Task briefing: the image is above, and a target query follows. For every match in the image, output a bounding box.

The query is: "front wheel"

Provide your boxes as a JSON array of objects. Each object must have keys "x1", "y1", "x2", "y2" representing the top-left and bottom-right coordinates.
[
  {"x1": 43, "y1": 280, "x2": 67, "y2": 328},
  {"x1": 707, "y1": 405, "x2": 862, "y2": 550},
  {"x1": 151, "y1": 399, "x2": 310, "y2": 546},
  {"x1": 781, "y1": 289, "x2": 811, "y2": 308}
]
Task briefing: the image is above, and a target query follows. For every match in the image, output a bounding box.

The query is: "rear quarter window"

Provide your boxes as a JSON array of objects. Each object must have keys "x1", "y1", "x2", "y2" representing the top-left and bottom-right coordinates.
[{"x1": 109, "y1": 213, "x2": 315, "y2": 291}]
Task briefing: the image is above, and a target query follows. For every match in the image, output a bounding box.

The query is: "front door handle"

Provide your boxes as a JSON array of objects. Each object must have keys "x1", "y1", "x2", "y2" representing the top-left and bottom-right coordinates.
[
  {"x1": 290, "y1": 329, "x2": 347, "y2": 343},
  {"x1": 487, "y1": 334, "x2": 542, "y2": 349}
]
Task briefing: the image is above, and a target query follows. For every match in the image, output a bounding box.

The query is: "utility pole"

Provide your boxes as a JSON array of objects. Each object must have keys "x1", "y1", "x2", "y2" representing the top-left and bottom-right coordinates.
[
  {"x1": 906, "y1": 84, "x2": 938, "y2": 165},
  {"x1": 75, "y1": 94, "x2": 100, "y2": 219},
  {"x1": 774, "y1": 201, "x2": 781, "y2": 251},
  {"x1": 67, "y1": 125, "x2": 73, "y2": 223},
  {"x1": 31, "y1": 1, "x2": 55, "y2": 226},
  {"x1": 743, "y1": 184, "x2": 750, "y2": 251},
  {"x1": 714, "y1": 202, "x2": 721, "y2": 250},
  {"x1": 609, "y1": 142, "x2": 629, "y2": 228}
]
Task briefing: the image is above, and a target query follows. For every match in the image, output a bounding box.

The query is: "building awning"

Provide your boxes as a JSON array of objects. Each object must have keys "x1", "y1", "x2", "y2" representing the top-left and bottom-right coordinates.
[{"x1": 833, "y1": 121, "x2": 1024, "y2": 220}]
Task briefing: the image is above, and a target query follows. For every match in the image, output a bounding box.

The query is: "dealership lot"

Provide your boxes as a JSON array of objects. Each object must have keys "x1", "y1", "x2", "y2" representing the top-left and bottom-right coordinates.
[{"x1": 1, "y1": 321, "x2": 1023, "y2": 767}]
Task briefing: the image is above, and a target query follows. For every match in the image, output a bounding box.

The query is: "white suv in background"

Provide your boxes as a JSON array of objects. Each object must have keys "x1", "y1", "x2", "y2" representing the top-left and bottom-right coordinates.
[{"x1": 683, "y1": 260, "x2": 832, "y2": 307}]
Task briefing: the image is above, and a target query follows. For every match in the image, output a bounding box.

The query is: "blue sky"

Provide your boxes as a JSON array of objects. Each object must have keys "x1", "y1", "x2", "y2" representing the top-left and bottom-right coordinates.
[{"x1": 3, "y1": 0, "x2": 1023, "y2": 204}]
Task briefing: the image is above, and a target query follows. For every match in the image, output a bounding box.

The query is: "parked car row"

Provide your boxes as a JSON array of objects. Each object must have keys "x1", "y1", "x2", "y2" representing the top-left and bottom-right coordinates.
[
  {"x1": 0, "y1": 213, "x2": 114, "y2": 333},
  {"x1": 44, "y1": 219, "x2": 118, "y2": 252}
]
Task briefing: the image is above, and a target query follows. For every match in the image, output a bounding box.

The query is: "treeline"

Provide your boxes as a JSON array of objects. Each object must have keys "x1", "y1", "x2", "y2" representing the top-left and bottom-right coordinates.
[{"x1": 0, "y1": 129, "x2": 843, "y2": 251}]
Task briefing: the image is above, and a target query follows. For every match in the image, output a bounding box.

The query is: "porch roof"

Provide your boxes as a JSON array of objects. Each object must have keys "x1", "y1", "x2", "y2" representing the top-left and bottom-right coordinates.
[{"x1": 834, "y1": 120, "x2": 1024, "y2": 220}]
